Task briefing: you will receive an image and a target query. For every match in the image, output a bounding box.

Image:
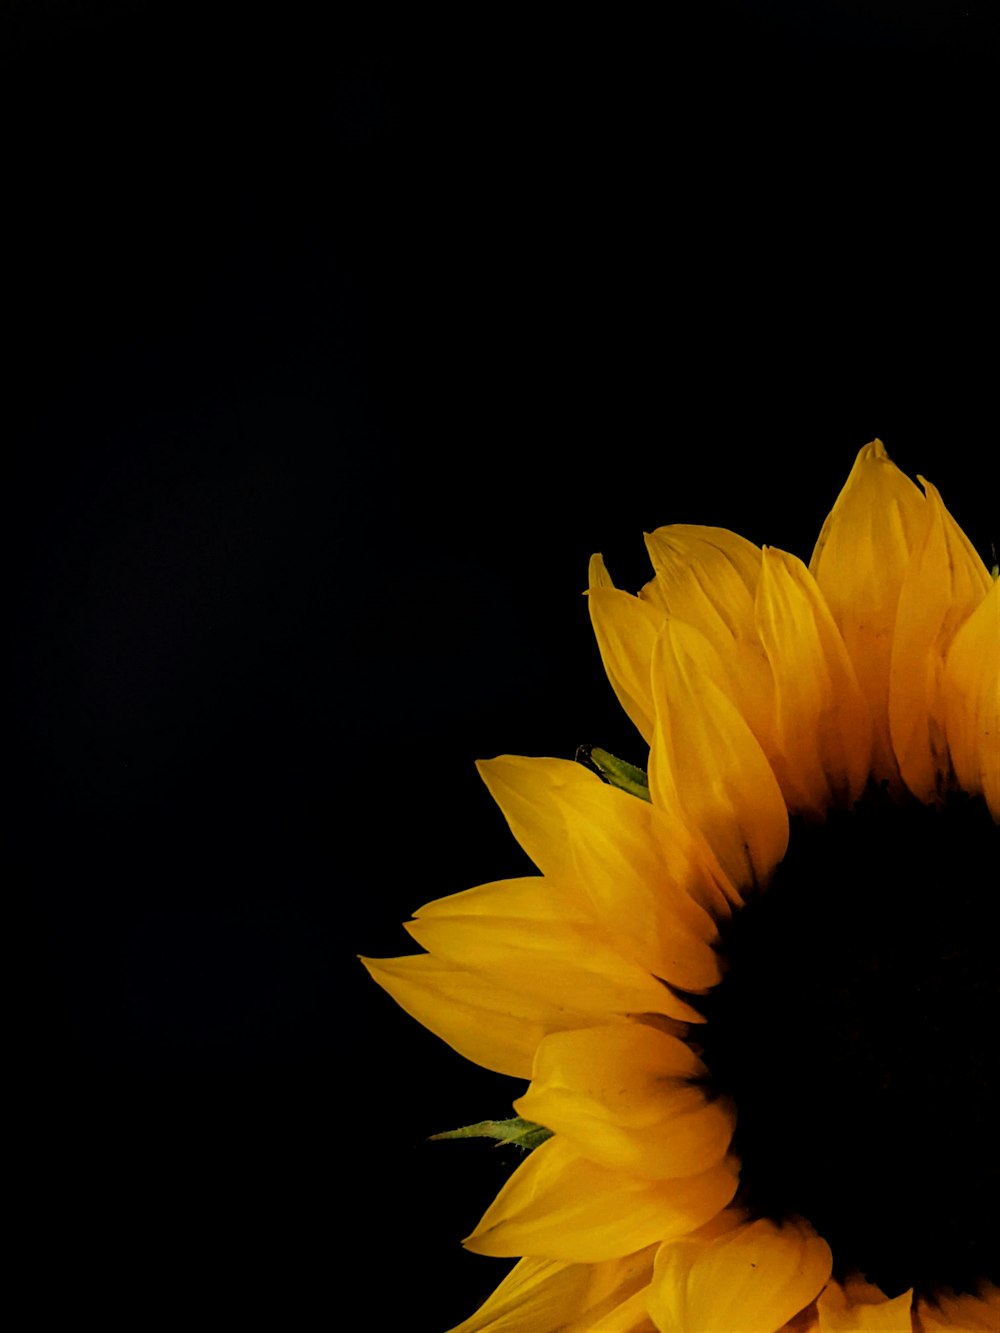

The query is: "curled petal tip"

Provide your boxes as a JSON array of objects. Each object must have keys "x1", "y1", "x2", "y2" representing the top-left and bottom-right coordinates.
[{"x1": 588, "y1": 552, "x2": 614, "y2": 589}]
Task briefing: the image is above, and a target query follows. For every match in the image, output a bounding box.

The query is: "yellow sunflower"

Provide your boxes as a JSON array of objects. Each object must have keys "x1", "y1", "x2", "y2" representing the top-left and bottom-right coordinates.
[{"x1": 363, "y1": 441, "x2": 999, "y2": 1332}]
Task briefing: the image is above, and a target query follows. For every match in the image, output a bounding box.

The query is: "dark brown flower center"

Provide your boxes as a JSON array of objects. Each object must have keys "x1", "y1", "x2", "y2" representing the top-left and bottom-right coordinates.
[{"x1": 695, "y1": 787, "x2": 999, "y2": 1298}]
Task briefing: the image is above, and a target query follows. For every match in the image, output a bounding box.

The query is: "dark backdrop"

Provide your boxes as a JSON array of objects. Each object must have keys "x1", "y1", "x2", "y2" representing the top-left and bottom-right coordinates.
[{"x1": 8, "y1": 4, "x2": 996, "y2": 1329}]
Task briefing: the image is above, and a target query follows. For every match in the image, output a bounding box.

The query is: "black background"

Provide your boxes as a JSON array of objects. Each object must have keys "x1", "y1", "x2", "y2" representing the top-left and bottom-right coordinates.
[{"x1": 8, "y1": 4, "x2": 996, "y2": 1329}]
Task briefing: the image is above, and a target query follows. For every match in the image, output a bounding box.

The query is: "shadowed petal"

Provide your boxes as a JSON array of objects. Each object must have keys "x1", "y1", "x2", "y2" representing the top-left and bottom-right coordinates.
[
  {"x1": 943, "y1": 578, "x2": 1000, "y2": 819},
  {"x1": 816, "y1": 1276, "x2": 914, "y2": 1331},
  {"x1": 889, "y1": 478, "x2": 992, "y2": 803},
  {"x1": 914, "y1": 1280, "x2": 999, "y2": 1331},
  {"x1": 810, "y1": 439, "x2": 926, "y2": 789},
  {"x1": 649, "y1": 619, "x2": 788, "y2": 894},
  {"x1": 777, "y1": 1307, "x2": 820, "y2": 1332},
  {"x1": 755, "y1": 546, "x2": 872, "y2": 815}
]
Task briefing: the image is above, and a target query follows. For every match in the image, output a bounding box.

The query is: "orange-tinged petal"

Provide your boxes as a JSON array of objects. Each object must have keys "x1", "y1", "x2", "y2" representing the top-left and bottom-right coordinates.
[
  {"x1": 477, "y1": 756, "x2": 726, "y2": 987},
  {"x1": 889, "y1": 478, "x2": 993, "y2": 802},
  {"x1": 779, "y1": 1307, "x2": 820, "y2": 1333},
  {"x1": 359, "y1": 953, "x2": 586, "y2": 1078},
  {"x1": 588, "y1": 553, "x2": 664, "y2": 744},
  {"x1": 914, "y1": 1281, "x2": 999, "y2": 1331},
  {"x1": 837, "y1": 1274, "x2": 906, "y2": 1304},
  {"x1": 407, "y1": 878, "x2": 704, "y2": 1025},
  {"x1": 514, "y1": 1023, "x2": 734, "y2": 1180},
  {"x1": 465, "y1": 1137, "x2": 739, "y2": 1262},
  {"x1": 943, "y1": 578, "x2": 1000, "y2": 819},
  {"x1": 649, "y1": 619, "x2": 788, "y2": 894},
  {"x1": 648, "y1": 1216, "x2": 833, "y2": 1333},
  {"x1": 447, "y1": 1249, "x2": 657, "y2": 1333},
  {"x1": 816, "y1": 1277, "x2": 914, "y2": 1331},
  {"x1": 755, "y1": 546, "x2": 872, "y2": 815},
  {"x1": 809, "y1": 439, "x2": 927, "y2": 788}
]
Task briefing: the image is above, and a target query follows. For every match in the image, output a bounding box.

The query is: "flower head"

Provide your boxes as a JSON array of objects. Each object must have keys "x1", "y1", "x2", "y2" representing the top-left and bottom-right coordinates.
[{"x1": 363, "y1": 441, "x2": 998, "y2": 1332}]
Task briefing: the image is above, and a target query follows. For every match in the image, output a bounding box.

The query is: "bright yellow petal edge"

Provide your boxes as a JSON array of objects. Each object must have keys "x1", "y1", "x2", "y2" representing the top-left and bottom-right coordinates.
[{"x1": 362, "y1": 441, "x2": 999, "y2": 1332}]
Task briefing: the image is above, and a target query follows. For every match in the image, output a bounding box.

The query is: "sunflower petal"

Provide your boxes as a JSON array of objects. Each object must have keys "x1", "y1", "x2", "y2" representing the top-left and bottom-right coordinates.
[
  {"x1": 465, "y1": 1137, "x2": 739, "y2": 1262},
  {"x1": 889, "y1": 478, "x2": 993, "y2": 803},
  {"x1": 414, "y1": 875, "x2": 582, "y2": 924},
  {"x1": 643, "y1": 524, "x2": 763, "y2": 607},
  {"x1": 649, "y1": 619, "x2": 789, "y2": 893},
  {"x1": 755, "y1": 546, "x2": 872, "y2": 814},
  {"x1": 588, "y1": 554, "x2": 664, "y2": 744},
  {"x1": 447, "y1": 1249, "x2": 657, "y2": 1333},
  {"x1": 514, "y1": 1023, "x2": 734, "y2": 1180},
  {"x1": 590, "y1": 1287, "x2": 659, "y2": 1332},
  {"x1": 914, "y1": 1281, "x2": 999, "y2": 1331},
  {"x1": 647, "y1": 1216, "x2": 833, "y2": 1333},
  {"x1": 641, "y1": 524, "x2": 774, "y2": 743},
  {"x1": 942, "y1": 578, "x2": 1000, "y2": 819},
  {"x1": 360, "y1": 953, "x2": 585, "y2": 1078},
  {"x1": 809, "y1": 439, "x2": 927, "y2": 787},
  {"x1": 779, "y1": 1308, "x2": 820, "y2": 1332},
  {"x1": 816, "y1": 1277, "x2": 914, "y2": 1331},
  {"x1": 477, "y1": 755, "x2": 725, "y2": 987},
  {"x1": 407, "y1": 878, "x2": 705, "y2": 1025}
]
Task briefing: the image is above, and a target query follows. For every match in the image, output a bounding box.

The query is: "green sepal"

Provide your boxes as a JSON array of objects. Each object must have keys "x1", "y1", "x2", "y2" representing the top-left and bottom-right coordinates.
[
  {"x1": 581, "y1": 745, "x2": 650, "y2": 801},
  {"x1": 430, "y1": 1116, "x2": 552, "y2": 1152}
]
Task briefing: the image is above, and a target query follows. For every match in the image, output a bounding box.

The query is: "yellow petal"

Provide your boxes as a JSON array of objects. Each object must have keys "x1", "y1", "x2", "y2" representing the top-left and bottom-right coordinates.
[
  {"x1": 889, "y1": 478, "x2": 993, "y2": 802},
  {"x1": 407, "y1": 877, "x2": 704, "y2": 1025},
  {"x1": 587, "y1": 555, "x2": 665, "y2": 745},
  {"x1": 590, "y1": 1287, "x2": 659, "y2": 1332},
  {"x1": 648, "y1": 1216, "x2": 833, "y2": 1333},
  {"x1": 466, "y1": 1136, "x2": 739, "y2": 1262},
  {"x1": 641, "y1": 524, "x2": 774, "y2": 742},
  {"x1": 755, "y1": 546, "x2": 872, "y2": 814},
  {"x1": 816, "y1": 1277, "x2": 914, "y2": 1331},
  {"x1": 514, "y1": 1023, "x2": 734, "y2": 1180},
  {"x1": 809, "y1": 439, "x2": 927, "y2": 788},
  {"x1": 943, "y1": 578, "x2": 1000, "y2": 818},
  {"x1": 359, "y1": 953, "x2": 586, "y2": 1078},
  {"x1": 915, "y1": 1281, "x2": 999, "y2": 1331},
  {"x1": 649, "y1": 619, "x2": 789, "y2": 894},
  {"x1": 447, "y1": 1249, "x2": 657, "y2": 1333},
  {"x1": 644, "y1": 524, "x2": 763, "y2": 605},
  {"x1": 477, "y1": 755, "x2": 725, "y2": 987},
  {"x1": 415, "y1": 874, "x2": 584, "y2": 924}
]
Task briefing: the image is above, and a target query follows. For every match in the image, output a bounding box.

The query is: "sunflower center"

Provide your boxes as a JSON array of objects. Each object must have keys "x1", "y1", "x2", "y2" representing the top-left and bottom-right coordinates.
[{"x1": 697, "y1": 788, "x2": 999, "y2": 1298}]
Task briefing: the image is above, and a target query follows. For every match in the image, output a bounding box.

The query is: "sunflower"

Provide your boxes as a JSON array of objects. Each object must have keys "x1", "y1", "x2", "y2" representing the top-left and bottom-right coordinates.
[{"x1": 363, "y1": 441, "x2": 998, "y2": 1332}]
